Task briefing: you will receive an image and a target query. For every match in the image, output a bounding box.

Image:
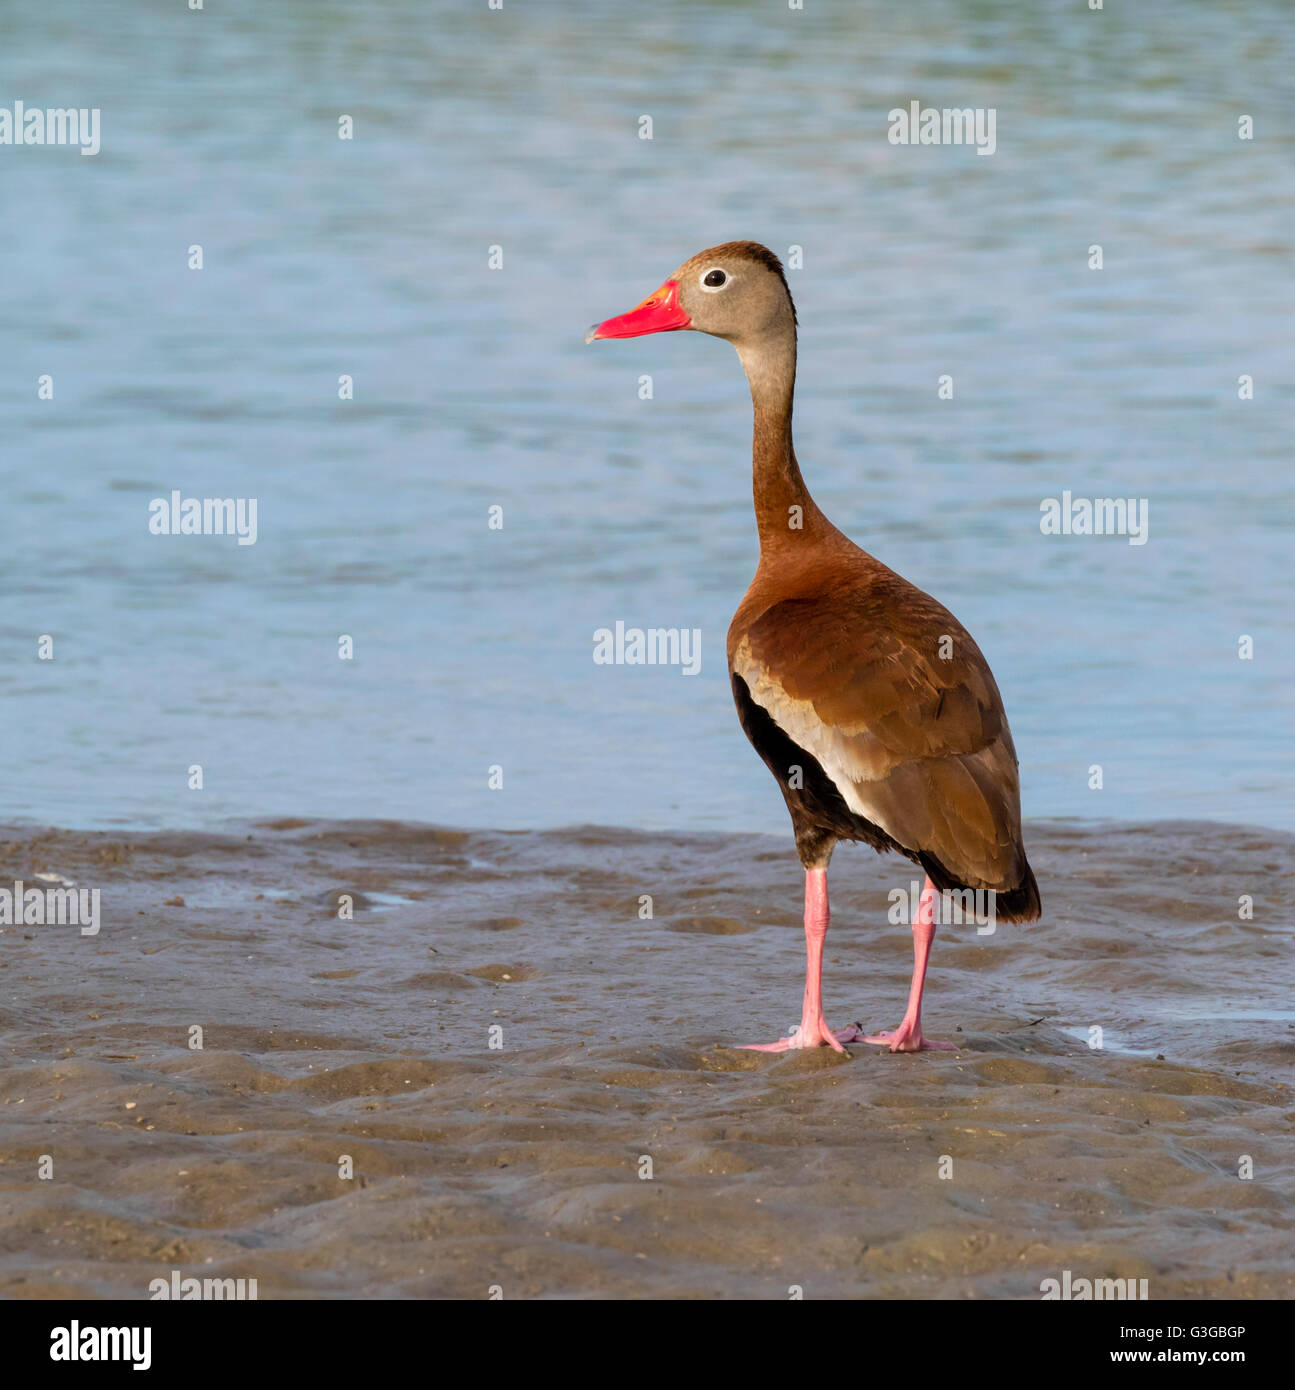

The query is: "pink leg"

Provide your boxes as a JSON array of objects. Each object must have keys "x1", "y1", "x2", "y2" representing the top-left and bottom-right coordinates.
[
  {"x1": 738, "y1": 868, "x2": 864, "y2": 1053},
  {"x1": 863, "y1": 875, "x2": 958, "y2": 1053}
]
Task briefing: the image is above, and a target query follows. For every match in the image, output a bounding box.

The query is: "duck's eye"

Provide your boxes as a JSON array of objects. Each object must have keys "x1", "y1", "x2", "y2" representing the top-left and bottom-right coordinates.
[{"x1": 702, "y1": 269, "x2": 727, "y2": 288}]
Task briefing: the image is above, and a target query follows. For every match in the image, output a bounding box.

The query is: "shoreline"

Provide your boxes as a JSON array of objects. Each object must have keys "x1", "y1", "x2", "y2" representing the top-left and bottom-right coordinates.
[{"x1": 1, "y1": 809, "x2": 1290, "y2": 840}]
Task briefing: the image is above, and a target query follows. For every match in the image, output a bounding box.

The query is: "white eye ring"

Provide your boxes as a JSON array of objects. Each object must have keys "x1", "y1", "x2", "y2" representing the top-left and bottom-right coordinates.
[{"x1": 699, "y1": 268, "x2": 731, "y2": 292}]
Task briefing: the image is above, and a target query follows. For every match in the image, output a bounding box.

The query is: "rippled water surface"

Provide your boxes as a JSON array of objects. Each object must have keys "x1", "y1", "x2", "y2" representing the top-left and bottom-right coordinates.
[{"x1": 1, "y1": 0, "x2": 1291, "y2": 833}]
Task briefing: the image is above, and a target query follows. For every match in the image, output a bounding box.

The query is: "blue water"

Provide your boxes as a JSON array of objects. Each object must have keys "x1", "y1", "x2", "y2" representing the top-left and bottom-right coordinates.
[{"x1": 1, "y1": 0, "x2": 1292, "y2": 834}]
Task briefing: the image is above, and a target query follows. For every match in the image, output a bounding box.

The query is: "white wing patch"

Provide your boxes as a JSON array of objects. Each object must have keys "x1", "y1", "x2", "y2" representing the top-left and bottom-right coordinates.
[{"x1": 734, "y1": 636, "x2": 907, "y2": 845}]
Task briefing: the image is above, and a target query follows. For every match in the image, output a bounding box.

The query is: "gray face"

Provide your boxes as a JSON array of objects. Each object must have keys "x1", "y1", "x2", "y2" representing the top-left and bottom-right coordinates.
[{"x1": 672, "y1": 250, "x2": 794, "y2": 345}]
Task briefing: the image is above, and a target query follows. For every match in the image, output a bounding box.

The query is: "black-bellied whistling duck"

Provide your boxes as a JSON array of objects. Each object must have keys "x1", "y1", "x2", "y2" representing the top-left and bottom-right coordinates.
[{"x1": 587, "y1": 242, "x2": 1040, "y2": 1053}]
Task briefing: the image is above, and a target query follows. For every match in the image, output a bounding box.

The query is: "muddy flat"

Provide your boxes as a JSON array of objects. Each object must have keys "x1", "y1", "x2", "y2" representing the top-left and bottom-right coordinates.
[{"x1": 0, "y1": 817, "x2": 1291, "y2": 1298}]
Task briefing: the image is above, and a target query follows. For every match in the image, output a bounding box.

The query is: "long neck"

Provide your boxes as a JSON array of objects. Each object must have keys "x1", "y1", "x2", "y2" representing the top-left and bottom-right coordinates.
[{"x1": 737, "y1": 333, "x2": 825, "y2": 552}]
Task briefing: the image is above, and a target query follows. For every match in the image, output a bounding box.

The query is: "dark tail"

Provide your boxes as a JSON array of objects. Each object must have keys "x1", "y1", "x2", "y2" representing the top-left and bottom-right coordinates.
[
  {"x1": 993, "y1": 859, "x2": 1041, "y2": 923},
  {"x1": 919, "y1": 853, "x2": 1041, "y2": 924}
]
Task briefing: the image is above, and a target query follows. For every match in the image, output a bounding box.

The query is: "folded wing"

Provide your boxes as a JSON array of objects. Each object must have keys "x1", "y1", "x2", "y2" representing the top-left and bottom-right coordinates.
[{"x1": 732, "y1": 581, "x2": 1035, "y2": 904}]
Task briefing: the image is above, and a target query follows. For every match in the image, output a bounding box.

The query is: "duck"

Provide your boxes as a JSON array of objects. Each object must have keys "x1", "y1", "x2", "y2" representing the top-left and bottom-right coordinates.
[{"x1": 587, "y1": 242, "x2": 1040, "y2": 1052}]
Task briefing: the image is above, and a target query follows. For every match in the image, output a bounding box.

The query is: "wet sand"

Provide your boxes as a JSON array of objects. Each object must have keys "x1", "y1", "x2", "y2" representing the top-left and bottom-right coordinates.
[{"x1": 0, "y1": 817, "x2": 1292, "y2": 1299}]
